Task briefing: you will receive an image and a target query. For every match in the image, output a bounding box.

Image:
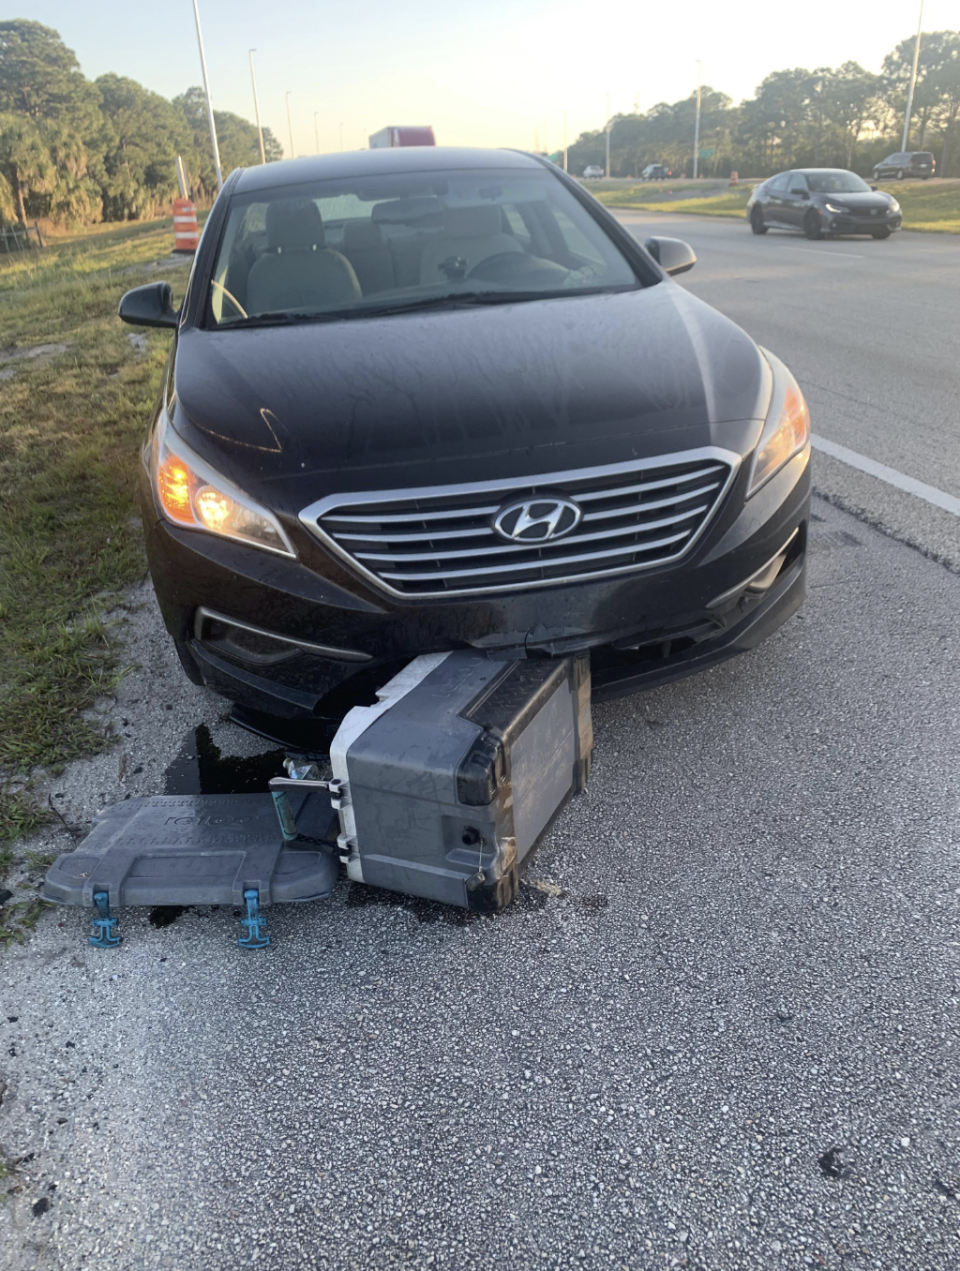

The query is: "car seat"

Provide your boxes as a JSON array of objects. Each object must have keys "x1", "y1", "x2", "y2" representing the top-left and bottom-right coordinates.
[
  {"x1": 341, "y1": 220, "x2": 396, "y2": 295},
  {"x1": 246, "y1": 199, "x2": 361, "y2": 314},
  {"x1": 418, "y1": 205, "x2": 524, "y2": 286}
]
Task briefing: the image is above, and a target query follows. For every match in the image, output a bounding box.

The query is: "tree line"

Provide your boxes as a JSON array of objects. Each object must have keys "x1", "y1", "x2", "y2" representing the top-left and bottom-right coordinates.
[
  {"x1": 0, "y1": 19, "x2": 282, "y2": 227},
  {"x1": 567, "y1": 31, "x2": 960, "y2": 180},
  {"x1": 1, "y1": 19, "x2": 957, "y2": 228}
]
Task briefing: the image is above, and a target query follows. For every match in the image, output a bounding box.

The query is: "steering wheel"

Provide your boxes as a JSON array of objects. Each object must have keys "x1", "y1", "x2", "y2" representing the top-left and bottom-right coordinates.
[{"x1": 467, "y1": 252, "x2": 534, "y2": 282}]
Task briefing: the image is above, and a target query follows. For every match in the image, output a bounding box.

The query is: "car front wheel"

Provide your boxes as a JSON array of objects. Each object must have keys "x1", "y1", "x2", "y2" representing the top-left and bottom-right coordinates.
[
  {"x1": 871, "y1": 228, "x2": 891, "y2": 239},
  {"x1": 750, "y1": 206, "x2": 768, "y2": 235},
  {"x1": 803, "y1": 210, "x2": 822, "y2": 241}
]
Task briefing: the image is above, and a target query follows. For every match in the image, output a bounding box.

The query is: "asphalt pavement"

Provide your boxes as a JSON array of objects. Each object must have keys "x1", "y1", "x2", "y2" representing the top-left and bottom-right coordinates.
[
  {"x1": 2, "y1": 217, "x2": 960, "y2": 1271},
  {"x1": 614, "y1": 210, "x2": 960, "y2": 570}
]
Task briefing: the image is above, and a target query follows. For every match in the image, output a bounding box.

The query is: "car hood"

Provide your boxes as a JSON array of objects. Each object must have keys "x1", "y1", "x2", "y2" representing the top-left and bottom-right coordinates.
[
  {"x1": 171, "y1": 283, "x2": 770, "y2": 514},
  {"x1": 816, "y1": 191, "x2": 892, "y2": 210}
]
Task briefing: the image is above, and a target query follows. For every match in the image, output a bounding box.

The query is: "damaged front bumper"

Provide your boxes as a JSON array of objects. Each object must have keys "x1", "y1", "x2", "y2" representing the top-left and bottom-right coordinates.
[{"x1": 143, "y1": 445, "x2": 811, "y2": 719}]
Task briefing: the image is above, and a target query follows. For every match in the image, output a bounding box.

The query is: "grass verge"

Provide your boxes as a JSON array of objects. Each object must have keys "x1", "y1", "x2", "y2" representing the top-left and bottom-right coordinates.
[
  {"x1": 0, "y1": 217, "x2": 193, "y2": 853},
  {"x1": 595, "y1": 180, "x2": 960, "y2": 233}
]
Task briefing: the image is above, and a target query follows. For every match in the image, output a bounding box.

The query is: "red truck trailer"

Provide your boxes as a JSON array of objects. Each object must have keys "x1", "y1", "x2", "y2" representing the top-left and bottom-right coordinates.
[{"x1": 368, "y1": 126, "x2": 436, "y2": 148}]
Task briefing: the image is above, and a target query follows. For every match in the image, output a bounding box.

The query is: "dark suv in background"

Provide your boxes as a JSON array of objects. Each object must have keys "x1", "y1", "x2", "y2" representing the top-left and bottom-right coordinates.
[{"x1": 872, "y1": 151, "x2": 935, "y2": 180}]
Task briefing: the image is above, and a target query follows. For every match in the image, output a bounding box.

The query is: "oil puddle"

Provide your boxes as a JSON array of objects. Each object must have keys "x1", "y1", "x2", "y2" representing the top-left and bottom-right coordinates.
[
  {"x1": 345, "y1": 878, "x2": 569, "y2": 925},
  {"x1": 346, "y1": 883, "x2": 478, "y2": 926},
  {"x1": 148, "y1": 905, "x2": 186, "y2": 928},
  {"x1": 164, "y1": 723, "x2": 286, "y2": 795}
]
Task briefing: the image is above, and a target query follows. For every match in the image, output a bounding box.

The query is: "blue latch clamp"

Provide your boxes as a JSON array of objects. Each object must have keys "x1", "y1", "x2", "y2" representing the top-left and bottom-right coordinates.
[
  {"x1": 238, "y1": 889, "x2": 270, "y2": 950},
  {"x1": 89, "y1": 891, "x2": 121, "y2": 949}
]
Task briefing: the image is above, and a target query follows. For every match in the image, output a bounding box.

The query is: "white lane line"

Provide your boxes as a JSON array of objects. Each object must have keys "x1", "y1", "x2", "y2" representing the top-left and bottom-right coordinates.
[
  {"x1": 812, "y1": 434, "x2": 960, "y2": 517},
  {"x1": 782, "y1": 246, "x2": 864, "y2": 260}
]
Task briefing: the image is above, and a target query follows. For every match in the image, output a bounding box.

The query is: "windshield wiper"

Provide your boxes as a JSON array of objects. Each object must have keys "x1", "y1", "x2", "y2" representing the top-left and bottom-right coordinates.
[{"x1": 217, "y1": 286, "x2": 626, "y2": 330}]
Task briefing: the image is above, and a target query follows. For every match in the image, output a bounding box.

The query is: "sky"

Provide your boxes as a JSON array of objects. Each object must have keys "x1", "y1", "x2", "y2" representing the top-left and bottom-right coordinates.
[{"x1": 27, "y1": 0, "x2": 958, "y2": 158}]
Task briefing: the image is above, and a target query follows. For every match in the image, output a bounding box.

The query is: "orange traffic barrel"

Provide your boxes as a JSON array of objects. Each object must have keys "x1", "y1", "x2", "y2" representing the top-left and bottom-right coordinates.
[
  {"x1": 729, "y1": 171, "x2": 739, "y2": 186},
  {"x1": 173, "y1": 197, "x2": 199, "y2": 253}
]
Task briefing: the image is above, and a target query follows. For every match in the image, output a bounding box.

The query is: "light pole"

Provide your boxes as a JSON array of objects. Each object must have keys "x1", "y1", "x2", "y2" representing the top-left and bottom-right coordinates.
[
  {"x1": 314, "y1": 111, "x2": 321, "y2": 155},
  {"x1": 286, "y1": 91, "x2": 294, "y2": 159},
  {"x1": 191, "y1": 0, "x2": 222, "y2": 191},
  {"x1": 605, "y1": 92, "x2": 611, "y2": 179},
  {"x1": 248, "y1": 49, "x2": 265, "y2": 164},
  {"x1": 692, "y1": 60, "x2": 702, "y2": 179},
  {"x1": 901, "y1": 0, "x2": 924, "y2": 152}
]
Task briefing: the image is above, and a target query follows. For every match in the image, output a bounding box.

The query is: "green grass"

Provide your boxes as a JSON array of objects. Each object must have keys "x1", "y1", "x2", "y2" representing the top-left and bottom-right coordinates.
[
  {"x1": 0, "y1": 216, "x2": 194, "y2": 845},
  {"x1": 596, "y1": 180, "x2": 960, "y2": 233}
]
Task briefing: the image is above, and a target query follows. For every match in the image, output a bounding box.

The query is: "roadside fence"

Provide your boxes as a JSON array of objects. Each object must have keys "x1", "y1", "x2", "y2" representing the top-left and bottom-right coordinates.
[{"x1": 1, "y1": 223, "x2": 44, "y2": 253}]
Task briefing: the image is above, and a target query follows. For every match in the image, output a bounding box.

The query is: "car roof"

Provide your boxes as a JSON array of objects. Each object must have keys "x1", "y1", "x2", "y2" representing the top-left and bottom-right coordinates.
[
  {"x1": 233, "y1": 146, "x2": 547, "y2": 194},
  {"x1": 791, "y1": 168, "x2": 860, "y2": 176}
]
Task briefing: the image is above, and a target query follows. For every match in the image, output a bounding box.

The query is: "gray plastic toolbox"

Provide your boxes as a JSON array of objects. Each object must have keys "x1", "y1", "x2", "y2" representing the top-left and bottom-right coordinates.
[
  {"x1": 331, "y1": 650, "x2": 592, "y2": 911},
  {"x1": 42, "y1": 649, "x2": 592, "y2": 945}
]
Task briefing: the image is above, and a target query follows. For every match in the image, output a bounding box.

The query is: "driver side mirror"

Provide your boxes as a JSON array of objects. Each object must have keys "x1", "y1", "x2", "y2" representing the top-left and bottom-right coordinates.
[
  {"x1": 644, "y1": 236, "x2": 696, "y2": 277},
  {"x1": 118, "y1": 282, "x2": 179, "y2": 329},
  {"x1": 871, "y1": 184, "x2": 878, "y2": 191},
  {"x1": 790, "y1": 188, "x2": 809, "y2": 198}
]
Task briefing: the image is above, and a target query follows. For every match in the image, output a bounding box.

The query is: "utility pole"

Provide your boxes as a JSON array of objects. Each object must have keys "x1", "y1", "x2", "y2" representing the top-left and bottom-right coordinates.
[
  {"x1": 314, "y1": 112, "x2": 321, "y2": 155},
  {"x1": 901, "y1": 0, "x2": 924, "y2": 152},
  {"x1": 605, "y1": 92, "x2": 611, "y2": 179},
  {"x1": 248, "y1": 49, "x2": 265, "y2": 164},
  {"x1": 286, "y1": 91, "x2": 294, "y2": 159},
  {"x1": 191, "y1": 0, "x2": 222, "y2": 191},
  {"x1": 692, "y1": 60, "x2": 702, "y2": 179}
]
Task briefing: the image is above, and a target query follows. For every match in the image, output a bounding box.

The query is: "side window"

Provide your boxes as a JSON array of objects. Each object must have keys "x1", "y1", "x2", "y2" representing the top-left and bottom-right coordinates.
[
  {"x1": 767, "y1": 174, "x2": 788, "y2": 193},
  {"x1": 789, "y1": 174, "x2": 808, "y2": 193},
  {"x1": 552, "y1": 207, "x2": 605, "y2": 265}
]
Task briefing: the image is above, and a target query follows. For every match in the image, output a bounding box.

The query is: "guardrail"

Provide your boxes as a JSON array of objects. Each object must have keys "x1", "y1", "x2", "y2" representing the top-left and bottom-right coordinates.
[{"x1": 1, "y1": 222, "x2": 44, "y2": 253}]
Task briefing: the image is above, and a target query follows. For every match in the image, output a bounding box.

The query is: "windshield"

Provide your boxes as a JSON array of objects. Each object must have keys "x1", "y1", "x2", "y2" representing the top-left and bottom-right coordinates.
[
  {"x1": 806, "y1": 172, "x2": 872, "y2": 194},
  {"x1": 205, "y1": 167, "x2": 640, "y2": 328}
]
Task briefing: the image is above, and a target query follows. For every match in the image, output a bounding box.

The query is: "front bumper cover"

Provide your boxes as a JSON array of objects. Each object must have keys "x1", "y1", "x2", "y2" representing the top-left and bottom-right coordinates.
[{"x1": 143, "y1": 445, "x2": 811, "y2": 719}]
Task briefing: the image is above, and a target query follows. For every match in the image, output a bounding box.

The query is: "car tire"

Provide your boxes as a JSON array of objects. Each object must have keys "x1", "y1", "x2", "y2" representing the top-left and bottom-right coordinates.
[
  {"x1": 896, "y1": 168, "x2": 904, "y2": 180},
  {"x1": 803, "y1": 210, "x2": 822, "y2": 241},
  {"x1": 750, "y1": 207, "x2": 768, "y2": 235},
  {"x1": 871, "y1": 228, "x2": 891, "y2": 239}
]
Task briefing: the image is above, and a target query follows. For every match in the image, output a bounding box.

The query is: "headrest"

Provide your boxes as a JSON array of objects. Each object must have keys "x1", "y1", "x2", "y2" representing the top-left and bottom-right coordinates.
[
  {"x1": 266, "y1": 199, "x2": 325, "y2": 251},
  {"x1": 442, "y1": 205, "x2": 502, "y2": 238},
  {"x1": 371, "y1": 197, "x2": 443, "y2": 224},
  {"x1": 342, "y1": 219, "x2": 384, "y2": 250}
]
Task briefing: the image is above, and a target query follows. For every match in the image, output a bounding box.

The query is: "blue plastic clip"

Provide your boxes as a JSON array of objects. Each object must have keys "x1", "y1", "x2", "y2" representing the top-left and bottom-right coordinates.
[
  {"x1": 238, "y1": 889, "x2": 270, "y2": 950},
  {"x1": 89, "y1": 891, "x2": 121, "y2": 949}
]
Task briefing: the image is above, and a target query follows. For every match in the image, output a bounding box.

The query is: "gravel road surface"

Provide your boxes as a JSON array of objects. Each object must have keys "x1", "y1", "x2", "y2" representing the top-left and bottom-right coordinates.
[
  {"x1": 2, "y1": 214, "x2": 959, "y2": 1271},
  {"x1": 2, "y1": 496, "x2": 958, "y2": 1271}
]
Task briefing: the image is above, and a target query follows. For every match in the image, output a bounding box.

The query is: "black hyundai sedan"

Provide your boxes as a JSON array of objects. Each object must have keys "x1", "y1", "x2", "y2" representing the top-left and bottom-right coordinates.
[
  {"x1": 747, "y1": 168, "x2": 902, "y2": 240},
  {"x1": 120, "y1": 147, "x2": 810, "y2": 727}
]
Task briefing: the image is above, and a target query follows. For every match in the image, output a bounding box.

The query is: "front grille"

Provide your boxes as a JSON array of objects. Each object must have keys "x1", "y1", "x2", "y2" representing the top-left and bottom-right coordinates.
[{"x1": 299, "y1": 449, "x2": 738, "y2": 598}]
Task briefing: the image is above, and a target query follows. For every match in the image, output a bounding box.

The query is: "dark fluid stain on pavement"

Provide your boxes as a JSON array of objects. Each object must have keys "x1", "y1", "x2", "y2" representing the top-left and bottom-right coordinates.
[
  {"x1": 148, "y1": 905, "x2": 186, "y2": 928},
  {"x1": 164, "y1": 724, "x2": 286, "y2": 796},
  {"x1": 818, "y1": 1147, "x2": 852, "y2": 1180},
  {"x1": 575, "y1": 893, "x2": 609, "y2": 912},
  {"x1": 346, "y1": 882, "x2": 478, "y2": 926},
  {"x1": 32, "y1": 1197, "x2": 50, "y2": 1217},
  {"x1": 345, "y1": 878, "x2": 566, "y2": 924}
]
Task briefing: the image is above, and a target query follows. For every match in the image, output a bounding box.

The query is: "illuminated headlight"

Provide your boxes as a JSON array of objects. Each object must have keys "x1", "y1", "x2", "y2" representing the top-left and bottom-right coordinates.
[
  {"x1": 151, "y1": 412, "x2": 295, "y2": 557},
  {"x1": 888, "y1": 199, "x2": 900, "y2": 214},
  {"x1": 747, "y1": 353, "x2": 811, "y2": 498},
  {"x1": 824, "y1": 202, "x2": 847, "y2": 214}
]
